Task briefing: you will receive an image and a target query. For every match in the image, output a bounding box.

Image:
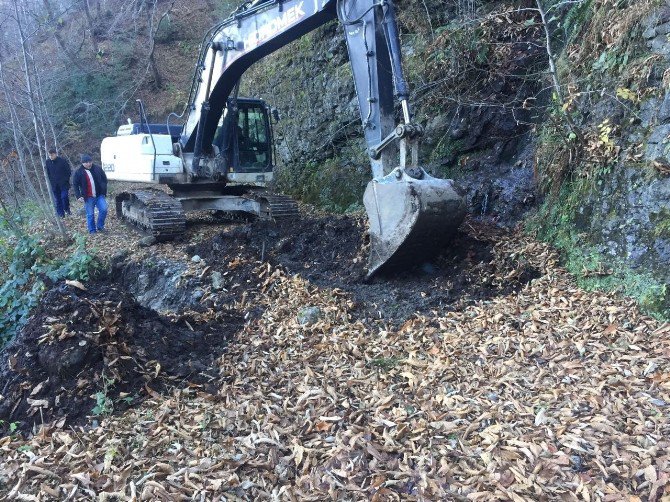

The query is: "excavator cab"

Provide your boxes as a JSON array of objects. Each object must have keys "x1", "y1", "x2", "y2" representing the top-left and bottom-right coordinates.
[{"x1": 213, "y1": 98, "x2": 273, "y2": 175}]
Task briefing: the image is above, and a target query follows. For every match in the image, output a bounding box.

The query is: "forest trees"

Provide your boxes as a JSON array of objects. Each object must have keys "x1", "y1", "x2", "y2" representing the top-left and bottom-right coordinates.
[
  {"x1": 0, "y1": 0, "x2": 67, "y2": 235},
  {"x1": 0, "y1": 0, "x2": 175, "y2": 234}
]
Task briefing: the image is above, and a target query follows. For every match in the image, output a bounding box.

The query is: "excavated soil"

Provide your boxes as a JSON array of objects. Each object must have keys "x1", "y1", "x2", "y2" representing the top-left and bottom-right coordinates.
[
  {"x1": 0, "y1": 283, "x2": 241, "y2": 434},
  {"x1": 1, "y1": 210, "x2": 538, "y2": 434},
  {"x1": 188, "y1": 214, "x2": 540, "y2": 322}
]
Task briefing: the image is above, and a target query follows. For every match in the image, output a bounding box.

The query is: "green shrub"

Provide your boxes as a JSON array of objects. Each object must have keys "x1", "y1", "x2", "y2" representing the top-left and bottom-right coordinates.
[
  {"x1": 563, "y1": 0, "x2": 595, "y2": 43},
  {"x1": 0, "y1": 233, "x2": 100, "y2": 347},
  {"x1": 276, "y1": 147, "x2": 369, "y2": 213},
  {"x1": 92, "y1": 376, "x2": 116, "y2": 416}
]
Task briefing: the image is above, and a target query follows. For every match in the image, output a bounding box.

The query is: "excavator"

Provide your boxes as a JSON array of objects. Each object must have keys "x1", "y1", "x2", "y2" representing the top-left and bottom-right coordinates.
[{"x1": 101, "y1": 0, "x2": 466, "y2": 277}]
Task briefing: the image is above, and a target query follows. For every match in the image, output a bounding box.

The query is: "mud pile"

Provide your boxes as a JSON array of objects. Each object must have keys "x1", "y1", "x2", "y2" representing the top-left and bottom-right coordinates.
[{"x1": 0, "y1": 283, "x2": 240, "y2": 434}]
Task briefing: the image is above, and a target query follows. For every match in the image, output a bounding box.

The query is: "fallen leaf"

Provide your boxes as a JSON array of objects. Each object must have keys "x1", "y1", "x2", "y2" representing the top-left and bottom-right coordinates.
[
  {"x1": 65, "y1": 279, "x2": 87, "y2": 291},
  {"x1": 315, "y1": 421, "x2": 332, "y2": 432},
  {"x1": 27, "y1": 398, "x2": 49, "y2": 408}
]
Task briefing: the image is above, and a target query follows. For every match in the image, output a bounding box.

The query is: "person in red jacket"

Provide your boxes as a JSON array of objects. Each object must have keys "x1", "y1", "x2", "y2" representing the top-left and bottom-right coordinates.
[{"x1": 72, "y1": 154, "x2": 108, "y2": 234}]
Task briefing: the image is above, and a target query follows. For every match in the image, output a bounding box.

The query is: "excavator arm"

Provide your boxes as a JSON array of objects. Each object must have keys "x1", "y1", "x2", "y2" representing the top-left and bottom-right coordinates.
[
  {"x1": 180, "y1": 0, "x2": 413, "y2": 177},
  {"x1": 175, "y1": 0, "x2": 466, "y2": 276}
]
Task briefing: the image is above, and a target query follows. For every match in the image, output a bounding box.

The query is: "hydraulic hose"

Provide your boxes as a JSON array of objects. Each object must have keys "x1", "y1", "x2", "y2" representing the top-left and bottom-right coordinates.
[{"x1": 380, "y1": 0, "x2": 410, "y2": 103}]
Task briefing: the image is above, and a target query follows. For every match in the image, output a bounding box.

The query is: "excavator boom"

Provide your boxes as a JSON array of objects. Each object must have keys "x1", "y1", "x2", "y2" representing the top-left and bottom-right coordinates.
[{"x1": 176, "y1": 0, "x2": 466, "y2": 275}]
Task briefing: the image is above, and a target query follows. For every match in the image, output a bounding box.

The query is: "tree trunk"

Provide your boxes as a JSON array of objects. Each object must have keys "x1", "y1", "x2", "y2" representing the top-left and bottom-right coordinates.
[
  {"x1": 0, "y1": 64, "x2": 46, "y2": 219},
  {"x1": 13, "y1": 0, "x2": 67, "y2": 235},
  {"x1": 536, "y1": 0, "x2": 583, "y2": 144},
  {"x1": 149, "y1": 52, "x2": 162, "y2": 88},
  {"x1": 145, "y1": 0, "x2": 168, "y2": 89},
  {"x1": 83, "y1": 0, "x2": 100, "y2": 56}
]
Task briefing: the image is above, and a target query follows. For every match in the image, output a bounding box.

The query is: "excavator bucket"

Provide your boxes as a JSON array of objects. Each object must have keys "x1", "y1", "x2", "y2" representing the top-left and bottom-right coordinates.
[{"x1": 364, "y1": 167, "x2": 467, "y2": 278}]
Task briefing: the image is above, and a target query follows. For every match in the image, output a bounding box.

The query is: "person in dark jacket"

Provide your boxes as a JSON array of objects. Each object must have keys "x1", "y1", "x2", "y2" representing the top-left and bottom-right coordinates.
[
  {"x1": 45, "y1": 147, "x2": 72, "y2": 217},
  {"x1": 73, "y1": 154, "x2": 108, "y2": 234}
]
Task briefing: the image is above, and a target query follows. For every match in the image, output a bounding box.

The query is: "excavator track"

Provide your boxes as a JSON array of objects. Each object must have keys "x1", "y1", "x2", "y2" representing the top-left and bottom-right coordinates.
[
  {"x1": 248, "y1": 192, "x2": 300, "y2": 220},
  {"x1": 115, "y1": 189, "x2": 186, "y2": 240}
]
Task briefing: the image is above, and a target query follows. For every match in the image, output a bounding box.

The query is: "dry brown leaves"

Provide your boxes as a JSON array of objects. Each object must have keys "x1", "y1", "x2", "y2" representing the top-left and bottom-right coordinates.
[{"x1": 1, "y1": 229, "x2": 669, "y2": 501}]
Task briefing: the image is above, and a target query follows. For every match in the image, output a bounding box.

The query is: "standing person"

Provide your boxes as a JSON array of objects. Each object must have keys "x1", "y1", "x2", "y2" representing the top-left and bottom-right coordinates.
[
  {"x1": 73, "y1": 154, "x2": 108, "y2": 234},
  {"x1": 45, "y1": 147, "x2": 72, "y2": 218}
]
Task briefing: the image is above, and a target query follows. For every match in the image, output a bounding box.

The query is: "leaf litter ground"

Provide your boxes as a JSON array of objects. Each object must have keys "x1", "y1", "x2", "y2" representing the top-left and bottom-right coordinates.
[{"x1": 1, "y1": 203, "x2": 669, "y2": 500}]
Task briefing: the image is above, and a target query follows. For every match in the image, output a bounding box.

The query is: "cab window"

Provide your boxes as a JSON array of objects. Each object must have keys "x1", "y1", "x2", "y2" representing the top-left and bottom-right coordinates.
[{"x1": 237, "y1": 105, "x2": 270, "y2": 170}]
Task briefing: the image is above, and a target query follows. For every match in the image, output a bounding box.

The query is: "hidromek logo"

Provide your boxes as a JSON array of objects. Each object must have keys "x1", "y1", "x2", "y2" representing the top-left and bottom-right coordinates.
[{"x1": 244, "y1": 1, "x2": 306, "y2": 48}]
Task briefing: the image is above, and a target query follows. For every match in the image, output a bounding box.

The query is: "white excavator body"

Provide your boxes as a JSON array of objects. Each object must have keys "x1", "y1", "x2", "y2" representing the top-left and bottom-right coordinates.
[{"x1": 101, "y1": 131, "x2": 182, "y2": 183}]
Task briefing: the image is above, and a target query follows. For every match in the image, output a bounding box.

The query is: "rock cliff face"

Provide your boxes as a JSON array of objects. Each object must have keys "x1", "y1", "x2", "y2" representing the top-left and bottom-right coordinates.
[
  {"x1": 528, "y1": 1, "x2": 670, "y2": 314},
  {"x1": 585, "y1": 8, "x2": 670, "y2": 284},
  {"x1": 238, "y1": 0, "x2": 668, "y2": 314},
  {"x1": 242, "y1": 23, "x2": 369, "y2": 210},
  {"x1": 242, "y1": 2, "x2": 542, "y2": 221}
]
